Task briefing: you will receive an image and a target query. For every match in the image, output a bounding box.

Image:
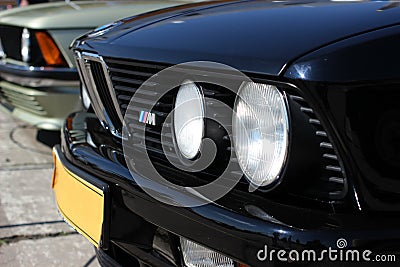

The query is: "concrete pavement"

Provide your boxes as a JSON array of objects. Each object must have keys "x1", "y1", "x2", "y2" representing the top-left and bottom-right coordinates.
[{"x1": 0, "y1": 109, "x2": 100, "y2": 267}]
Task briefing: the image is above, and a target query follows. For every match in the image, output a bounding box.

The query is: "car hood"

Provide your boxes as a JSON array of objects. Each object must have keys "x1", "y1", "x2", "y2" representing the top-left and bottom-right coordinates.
[
  {"x1": 81, "y1": 0, "x2": 400, "y2": 76},
  {"x1": 0, "y1": 0, "x2": 196, "y2": 29}
]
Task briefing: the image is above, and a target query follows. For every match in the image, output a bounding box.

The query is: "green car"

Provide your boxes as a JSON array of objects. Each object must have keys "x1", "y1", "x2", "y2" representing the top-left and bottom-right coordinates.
[{"x1": 0, "y1": 0, "x2": 197, "y2": 130}]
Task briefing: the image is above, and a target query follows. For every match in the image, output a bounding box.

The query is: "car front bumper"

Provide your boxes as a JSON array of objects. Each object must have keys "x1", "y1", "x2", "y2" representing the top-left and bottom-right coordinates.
[
  {"x1": 53, "y1": 111, "x2": 400, "y2": 266},
  {"x1": 0, "y1": 61, "x2": 80, "y2": 130}
]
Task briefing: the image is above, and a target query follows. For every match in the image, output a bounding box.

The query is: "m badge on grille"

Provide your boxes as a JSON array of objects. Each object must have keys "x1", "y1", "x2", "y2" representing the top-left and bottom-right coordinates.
[{"x1": 139, "y1": 111, "x2": 156, "y2": 126}]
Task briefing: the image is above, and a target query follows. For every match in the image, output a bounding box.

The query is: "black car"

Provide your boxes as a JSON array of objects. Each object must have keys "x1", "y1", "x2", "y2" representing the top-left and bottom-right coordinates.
[{"x1": 52, "y1": 0, "x2": 400, "y2": 266}]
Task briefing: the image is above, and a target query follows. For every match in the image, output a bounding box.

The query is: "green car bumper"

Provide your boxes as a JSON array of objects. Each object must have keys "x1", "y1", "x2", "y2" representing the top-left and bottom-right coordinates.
[{"x1": 0, "y1": 61, "x2": 81, "y2": 130}]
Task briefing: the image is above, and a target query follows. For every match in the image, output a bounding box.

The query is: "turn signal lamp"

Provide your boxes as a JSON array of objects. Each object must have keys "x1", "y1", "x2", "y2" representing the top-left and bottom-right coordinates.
[{"x1": 35, "y1": 32, "x2": 67, "y2": 67}]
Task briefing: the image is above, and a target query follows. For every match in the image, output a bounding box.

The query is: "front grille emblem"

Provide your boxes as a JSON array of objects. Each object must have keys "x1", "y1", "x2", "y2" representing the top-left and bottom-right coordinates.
[{"x1": 139, "y1": 111, "x2": 156, "y2": 126}]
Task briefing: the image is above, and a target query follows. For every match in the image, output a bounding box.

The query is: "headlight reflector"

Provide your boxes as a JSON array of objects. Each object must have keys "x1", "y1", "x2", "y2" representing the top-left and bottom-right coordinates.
[
  {"x1": 21, "y1": 28, "x2": 30, "y2": 63},
  {"x1": 233, "y1": 82, "x2": 289, "y2": 187},
  {"x1": 173, "y1": 80, "x2": 204, "y2": 160}
]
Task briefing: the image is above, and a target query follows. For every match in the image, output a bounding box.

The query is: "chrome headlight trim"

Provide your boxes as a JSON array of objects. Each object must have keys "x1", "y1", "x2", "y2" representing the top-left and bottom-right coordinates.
[{"x1": 21, "y1": 28, "x2": 30, "y2": 63}]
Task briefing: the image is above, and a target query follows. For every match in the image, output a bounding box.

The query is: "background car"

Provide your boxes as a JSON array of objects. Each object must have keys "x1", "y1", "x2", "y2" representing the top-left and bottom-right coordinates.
[
  {"x1": 0, "y1": 0, "x2": 199, "y2": 130},
  {"x1": 0, "y1": 0, "x2": 18, "y2": 10}
]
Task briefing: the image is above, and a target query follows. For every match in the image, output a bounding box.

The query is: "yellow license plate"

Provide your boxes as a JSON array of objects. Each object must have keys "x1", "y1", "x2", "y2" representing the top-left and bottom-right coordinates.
[{"x1": 52, "y1": 146, "x2": 108, "y2": 248}]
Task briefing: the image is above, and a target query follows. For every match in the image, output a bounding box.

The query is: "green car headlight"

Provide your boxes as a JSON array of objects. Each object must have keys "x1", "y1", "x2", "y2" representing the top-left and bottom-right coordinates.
[{"x1": 21, "y1": 28, "x2": 30, "y2": 63}]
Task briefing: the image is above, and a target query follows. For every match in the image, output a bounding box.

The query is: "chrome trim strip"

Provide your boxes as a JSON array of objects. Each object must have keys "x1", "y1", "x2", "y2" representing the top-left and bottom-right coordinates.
[
  {"x1": 75, "y1": 52, "x2": 108, "y2": 130},
  {"x1": 0, "y1": 60, "x2": 76, "y2": 73},
  {"x1": 0, "y1": 73, "x2": 79, "y2": 88},
  {"x1": 100, "y1": 57, "x2": 125, "y2": 123},
  {"x1": 76, "y1": 52, "x2": 122, "y2": 138}
]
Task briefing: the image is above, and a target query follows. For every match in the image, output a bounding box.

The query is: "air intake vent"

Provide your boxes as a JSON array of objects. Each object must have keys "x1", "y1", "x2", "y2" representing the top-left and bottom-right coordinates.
[
  {"x1": 289, "y1": 94, "x2": 347, "y2": 200},
  {"x1": 0, "y1": 84, "x2": 46, "y2": 116}
]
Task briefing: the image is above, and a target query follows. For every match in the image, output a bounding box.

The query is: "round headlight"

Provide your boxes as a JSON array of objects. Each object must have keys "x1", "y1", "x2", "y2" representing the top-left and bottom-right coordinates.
[
  {"x1": 233, "y1": 82, "x2": 289, "y2": 187},
  {"x1": 80, "y1": 82, "x2": 91, "y2": 110},
  {"x1": 21, "y1": 28, "x2": 30, "y2": 63},
  {"x1": 173, "y1": 80, "x2": 204, "y2": 160}
]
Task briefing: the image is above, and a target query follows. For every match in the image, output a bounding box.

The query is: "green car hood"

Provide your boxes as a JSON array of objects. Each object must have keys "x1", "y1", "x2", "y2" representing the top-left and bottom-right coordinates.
[{"x1": 0, "y1": 0, "x2": 195, "y2": 29}]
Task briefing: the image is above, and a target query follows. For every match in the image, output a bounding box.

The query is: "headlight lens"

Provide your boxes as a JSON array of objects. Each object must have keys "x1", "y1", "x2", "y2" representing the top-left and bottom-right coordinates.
[
  {"x1": 180, "y1": 237, "x2": 235, "y2": 267},
  {"x1": 21, "y1": 28, "x2": 30, "y2": 63},
  {"x1": 80, "y1": 82, "x2": 91, "y2": 110},
  {"x1": 233, "y1": 82, "x2": 289, "y2": 187},
  {"x1": 173, "y1": 80, "x2": 204, "y2": 160}
]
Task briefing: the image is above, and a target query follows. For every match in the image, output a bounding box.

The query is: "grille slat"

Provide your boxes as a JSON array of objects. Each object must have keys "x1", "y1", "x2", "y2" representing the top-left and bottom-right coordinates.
[
  {"x1": 325, "y1": 165, "x2": 342, "y2": 172},
  {"x1": 111, "y1": 76, "x2": 156, "y2": 87},
  {"x1": 105, "y1": 57, "x2": 164, "y2": 70},
  {"x1": 117, "y1": 94, "x2": 172, "y2": 109},
  {"x1": 309, "y1": 118, "x2": 321, "y2": 125},
  {"x1": 320, "y1": 142, "x2": 333, "y2": 149},
  {"x1": 131, "y1": 132, "x2": 174, "y2": 148},
  {"x1": 0, "y1": 87, "x2": 46, "y2": 115},
  {"x1": 9, "y1": 103, "x2": 46, "y2": 115},
  {"x1": 3, "y1": 97, "x2": 42, "y2": 110},
  {"x1": 129, "y1": 122, "x2": 172, "y2": 138},
  {"x1": 2, "y1": 90, "x2": 36, "y2": 101},
  {"x1": 2, "y1": 93, "x2": 40, "y2": 106},
  {"x1": 109, "y1": 67, "x2": 155, "y2": 78},
  {"x1": 114, "y1": 85, "x2": 159, "y2": 96},
  {"x1": 323, "y1": 153, "x2": 338, "y2": 160},
  {"x1": 128, "y1": 143, "x2": 179, "y2": 160},
  {"x1": 316, "y1": 131, "x2": 327, "y2": 137},
  {"x1": 329, "y1": 177, "x2": 345, "y2": 184}
]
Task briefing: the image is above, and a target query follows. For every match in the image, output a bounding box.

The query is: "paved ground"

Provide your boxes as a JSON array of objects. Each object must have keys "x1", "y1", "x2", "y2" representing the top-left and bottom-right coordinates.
[{"x1": 0, "y1": 109, "x2": 100, "y2": 267}]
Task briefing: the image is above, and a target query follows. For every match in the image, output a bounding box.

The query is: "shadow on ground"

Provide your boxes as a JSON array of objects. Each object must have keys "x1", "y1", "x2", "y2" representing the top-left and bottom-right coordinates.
[{"x1": 36, "y1": 130, "x2": 61, "y2": 148}]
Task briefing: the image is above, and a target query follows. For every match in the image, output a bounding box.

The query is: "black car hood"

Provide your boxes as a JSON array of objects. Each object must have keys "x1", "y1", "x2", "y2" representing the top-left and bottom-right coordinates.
[{"x1": 82, "y1": 0, "x2": 400, "y2": 76}]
